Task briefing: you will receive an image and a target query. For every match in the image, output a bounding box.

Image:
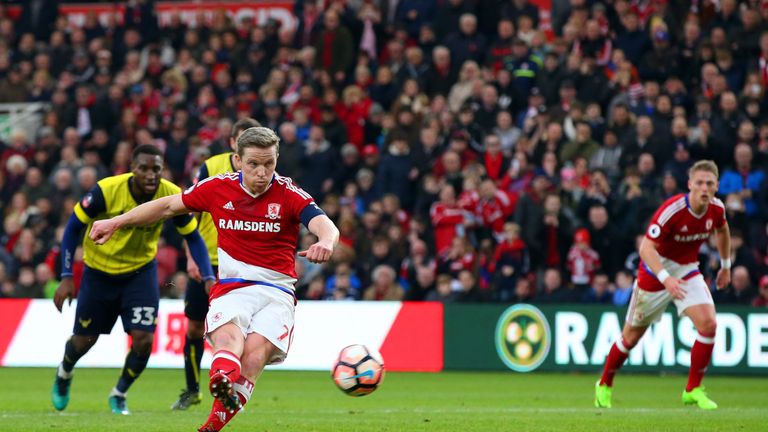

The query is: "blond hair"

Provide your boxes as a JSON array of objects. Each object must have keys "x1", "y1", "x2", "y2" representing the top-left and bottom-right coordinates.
[
  {"x1": 236, "y1": 126, "x2": 280, "y2": 156},
  {"x1": 688, "y1": 160, "x2": 719, "y2": 179}
]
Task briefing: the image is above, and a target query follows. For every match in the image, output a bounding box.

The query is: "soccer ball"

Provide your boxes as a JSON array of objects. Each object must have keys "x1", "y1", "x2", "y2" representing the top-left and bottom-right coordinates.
[{"x1": 331, "y1": 344, "x2": 385, "y2": 396}]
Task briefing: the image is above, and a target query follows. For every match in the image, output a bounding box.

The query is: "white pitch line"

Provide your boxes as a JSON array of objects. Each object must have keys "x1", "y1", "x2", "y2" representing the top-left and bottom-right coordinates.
[{"x1": 2, "y1": 407, "x2": 764, "y2": 418}]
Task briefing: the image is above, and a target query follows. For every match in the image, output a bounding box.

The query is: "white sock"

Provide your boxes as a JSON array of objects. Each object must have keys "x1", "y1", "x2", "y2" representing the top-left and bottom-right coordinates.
[
  {"x1": 110, "y1": 387, "x2": 126, "y2": 398},
  {"x1": 58, "y1": 363, "x2": 73, "y2": 380}
]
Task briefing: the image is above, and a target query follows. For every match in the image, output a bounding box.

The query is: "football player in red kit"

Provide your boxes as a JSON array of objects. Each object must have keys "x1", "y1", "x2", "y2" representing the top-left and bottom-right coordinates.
[
  {"x1": 90, "y1": 127, "x2": 339, "y2": 431},
  {"x1": 595, "y1": 160, "x2": 731, "y2": 410}
]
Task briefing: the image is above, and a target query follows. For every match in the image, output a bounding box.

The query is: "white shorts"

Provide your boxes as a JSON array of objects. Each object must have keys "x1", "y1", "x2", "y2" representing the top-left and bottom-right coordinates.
[
  {"x1": 206, "y1": 285, "x2": 296, "y2": 365},
  {"x1": 626, "y1": 262, "x2": 714, "y2": 328}
]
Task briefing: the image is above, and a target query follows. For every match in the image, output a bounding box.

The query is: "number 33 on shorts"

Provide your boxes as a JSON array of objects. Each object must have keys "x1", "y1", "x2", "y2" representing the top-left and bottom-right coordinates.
[{"x1": 131, "y1": 306, "x2": 157, "y2": 326}]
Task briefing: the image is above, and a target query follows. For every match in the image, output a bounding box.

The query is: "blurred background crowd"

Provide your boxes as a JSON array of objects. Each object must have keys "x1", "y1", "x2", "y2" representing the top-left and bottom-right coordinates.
[{"x1": 0, "y1": 0, "x2": 767, "y2": 307}]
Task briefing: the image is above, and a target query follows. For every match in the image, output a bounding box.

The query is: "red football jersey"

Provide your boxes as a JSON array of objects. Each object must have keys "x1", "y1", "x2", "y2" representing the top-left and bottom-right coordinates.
[
  {"x1": 430, "y1": 202, "x2": 465, "y2": 255},
  {"x1": 566, "y1": 246, "x2": 601, "y2": 285},
  {"x1": 638, "y1": 193, "x2": 726, "y2": 291},
  {"x1": 182, "y1": 172, "x2": 316, "y2": 300}
]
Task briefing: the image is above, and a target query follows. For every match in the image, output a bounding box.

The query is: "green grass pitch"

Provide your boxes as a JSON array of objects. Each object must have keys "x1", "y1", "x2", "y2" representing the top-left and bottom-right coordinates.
[{"x1": 0, "y1": 368, "x2": 765, "y2": 431}]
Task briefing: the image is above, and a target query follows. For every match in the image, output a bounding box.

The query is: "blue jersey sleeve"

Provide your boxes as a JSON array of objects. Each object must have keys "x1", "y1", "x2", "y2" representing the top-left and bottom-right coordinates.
[
  {"x1": 73, "y1": 185, "x2": 107, "y2": 223},
  {"x1": 184, "y1": 230, "x2": 215, "y2": 280},
  {"x1": 61, "y1": 213, "x2": 87, "y2": 278},
  {"x1": 197, "y1": 163, "x2": 210, "y2": 183},
  {"x1": 300, "y1": 202, "x2": 326, "y2": 228}
]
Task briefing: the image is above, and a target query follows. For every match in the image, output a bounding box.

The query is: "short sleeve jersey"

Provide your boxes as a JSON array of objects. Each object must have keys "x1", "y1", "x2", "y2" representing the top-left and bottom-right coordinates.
[
  {"x1": 74, "y1": 173, "x2": 197, "y2": 274},
  {"x1": 181, "y1": 172, "x2": 317, "y2": 299},
  {"x1": 637, "y1": 194, "x2": 726, "y2": 291},
  {"x1": 643, "y1": 194, "x2": 726, "y2": 264}
]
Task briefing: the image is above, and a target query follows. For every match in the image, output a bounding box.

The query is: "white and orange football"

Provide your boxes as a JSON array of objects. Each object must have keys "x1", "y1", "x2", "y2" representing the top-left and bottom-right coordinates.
[{"x1": 331, "y1": 344, "x2": 385, "y2": 397}]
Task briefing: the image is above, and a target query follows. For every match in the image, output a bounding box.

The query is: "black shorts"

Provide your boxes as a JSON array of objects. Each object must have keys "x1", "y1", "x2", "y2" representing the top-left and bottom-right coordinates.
[
  {"x1": 184, "y1": 265, "x2": 216, "y2": 321},
  {"x1": 74, "y1": 261, "x2": 159, "y2": 335}
]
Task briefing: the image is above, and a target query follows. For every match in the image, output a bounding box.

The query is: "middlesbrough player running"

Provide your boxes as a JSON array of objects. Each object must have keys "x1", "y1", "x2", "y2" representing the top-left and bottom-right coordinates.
[
  {"x1": 172, "y1": 118, "x2": 261, "y2": 411},
  {"x1": 51, "y1": 145, "x2": 215, "y2": 415},
  {"x1": 595, "y1": 160, "x2": 731, "y2": 410},
  {"x1": 89, "y1": 127, "x2": 339, "y2": 431}
]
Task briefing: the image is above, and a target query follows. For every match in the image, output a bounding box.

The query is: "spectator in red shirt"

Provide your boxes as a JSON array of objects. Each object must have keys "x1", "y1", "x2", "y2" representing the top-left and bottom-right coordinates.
[
  {"x1": 430, "y1": 184, "x2": 466, "y2": 255},
  {"x1": 337, "y1": 85, "x2": 372, "y2": 149},
  {"x1": 567, "y1": 228, "x2": 601, "y2": 291},
  {"x1": 477, "y1": 179, "x2": 516, "y2": 242}
]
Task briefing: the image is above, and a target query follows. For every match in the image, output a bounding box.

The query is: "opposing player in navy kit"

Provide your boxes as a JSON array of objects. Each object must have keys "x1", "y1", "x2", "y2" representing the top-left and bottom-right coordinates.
[{"x1": 51, "y1": 145, "x2": 214, "y2": 415}]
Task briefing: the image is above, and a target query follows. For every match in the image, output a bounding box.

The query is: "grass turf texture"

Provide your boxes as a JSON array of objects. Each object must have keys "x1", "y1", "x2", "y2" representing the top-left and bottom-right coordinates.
[{"x1": 0, "y1": 368, "x2": 765, "y2": 431}]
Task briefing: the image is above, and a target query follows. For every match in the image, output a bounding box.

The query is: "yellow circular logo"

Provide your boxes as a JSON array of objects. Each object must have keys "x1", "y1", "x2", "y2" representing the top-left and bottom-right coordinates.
[{"x1": 495, "y1": 304, "x2": 551, "y2": 372}]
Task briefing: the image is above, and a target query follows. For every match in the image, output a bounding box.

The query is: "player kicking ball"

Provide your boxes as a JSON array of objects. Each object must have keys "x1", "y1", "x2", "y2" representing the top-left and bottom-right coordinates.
[
  {"x1": 89, "y1": 127, "x2": 339, "y2": 431},
  {"x1": 171, "y1": 118, "x2": 261, "y2": 411},
  {"x1": 595, "y1": 160, "x2": 731, "y2": 410}
]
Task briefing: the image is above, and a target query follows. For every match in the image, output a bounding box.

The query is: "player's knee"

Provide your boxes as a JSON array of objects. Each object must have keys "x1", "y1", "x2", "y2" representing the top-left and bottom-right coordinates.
[
  {"x1": 698, "y1": 319, "x2": 717, "y2": 336},
  {"x1": 622, "y1": 335, "x2": 639, "y2": 350},
  {"x1": 132, "y1": 340, "x2": 153, "y2": 356},
  {"x1": 73, "y1": 335, "x2": 98, "y2": 352},
  {"x1": 210, "y1": 325, "x2": 241, "y2": 349},
  {"x1": 241, "y1": 348, "x2": 269, "y2": 376},
  {"x1": 622, "y1": 328, "x2": 644, "y2": 348},
  {"x1": 130, "y1": 333, "x2": 154, "y2": 356}
]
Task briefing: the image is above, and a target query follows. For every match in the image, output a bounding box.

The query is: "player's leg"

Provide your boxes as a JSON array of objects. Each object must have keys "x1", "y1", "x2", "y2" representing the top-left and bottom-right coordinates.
[
  {"x1": 596, "y1": 285, "x2": 670, "y2": 408},
  {"x1": 61, "y1": 335, "x2": 100, "y2": 374},
  {"x1": 685, "y1": 304, "x2": 717, "y2": 390},
  {"x1": 203, "y1": 287, "x2": 251, "y2": 413},
  {"x1": 108, "y1": 328, "x2": 154, "y2": 415},
  {"x1": 52, "y1": 266, "x2": 119, "y2": 411},
  {"x1": 208, "y1": 323, "x2": 246, "y2": 376},
  {"x1": 199, "y1": 288, "x2": 293, "y2": 432},
  {"x1": 206, "y1": 322, "x2": 246, "y2": 414},
  {"x1": 599, "y1": 324, "x2": 647, "y2": 386},
  {"x1": 199, "y1": 334, "x2": 278, "y2": 432},
  {"x1": 595, "y1": 323, "x2": 647, "y2": 408},
  {"x1": 172, "y1": 275, "x2": 209, "y2": 410},
  {"x1": 204, "y1": 288, "x2": 254, "y2": 392},
  {"x1": 52, "y1": 334, "x2": 99, "y2": 411},
  {"x1": 677, "y1": 278, "x2": 718, "y2": 409},
  {"x1": 110, "y1": 262, "x2": 160, "y2": 415}
]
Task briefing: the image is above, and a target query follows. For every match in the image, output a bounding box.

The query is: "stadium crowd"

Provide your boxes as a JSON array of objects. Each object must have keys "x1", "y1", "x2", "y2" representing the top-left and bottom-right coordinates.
[{"x1": 0, "y1": 0, "x2": 767, "y2": 306}]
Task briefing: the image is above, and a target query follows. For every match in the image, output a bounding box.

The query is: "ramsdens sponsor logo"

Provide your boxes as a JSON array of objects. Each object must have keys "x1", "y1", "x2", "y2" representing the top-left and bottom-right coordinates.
[
  {"x1": 674, "y1": 233, "x2": 710, "y2": 242},
  {"x1": 218, "y1": 219, "x2": 281, "y2": 232}
]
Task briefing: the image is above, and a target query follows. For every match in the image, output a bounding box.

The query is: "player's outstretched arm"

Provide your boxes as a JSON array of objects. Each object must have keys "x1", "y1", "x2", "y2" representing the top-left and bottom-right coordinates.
[
  {"x1": 299, "y1": 214, "x2": 339, "y2": 264},
  {"x1": 90, "y1": 194, "x2": 189, "y2": 244},
  {"x1": 639, "y1": 236, "x2": 686, "y2": 300},
  {"x1": 714, "y1": 222, "x2": 731, "y2": 290}
]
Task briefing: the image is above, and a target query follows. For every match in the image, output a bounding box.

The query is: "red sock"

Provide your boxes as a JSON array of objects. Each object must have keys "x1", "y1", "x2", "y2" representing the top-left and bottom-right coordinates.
[
  {"x1": 199, "y1": 376, "x2": 254, "y2": 431},
  {"x1": 210, "y1": 350, "x2": 241, "y2": 382},
  {"x1": 686, "y1": 331, "x2": 715, "y2": 391},
  {"x1": 599, "y1": 338, "x2": 632, "y2": 386}
]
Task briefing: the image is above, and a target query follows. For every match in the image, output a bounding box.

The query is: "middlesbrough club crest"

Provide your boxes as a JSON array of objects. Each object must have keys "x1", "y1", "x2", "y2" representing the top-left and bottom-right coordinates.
[{"x1": 266, "y1": 203, "x2": 281, "y2": 220}]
